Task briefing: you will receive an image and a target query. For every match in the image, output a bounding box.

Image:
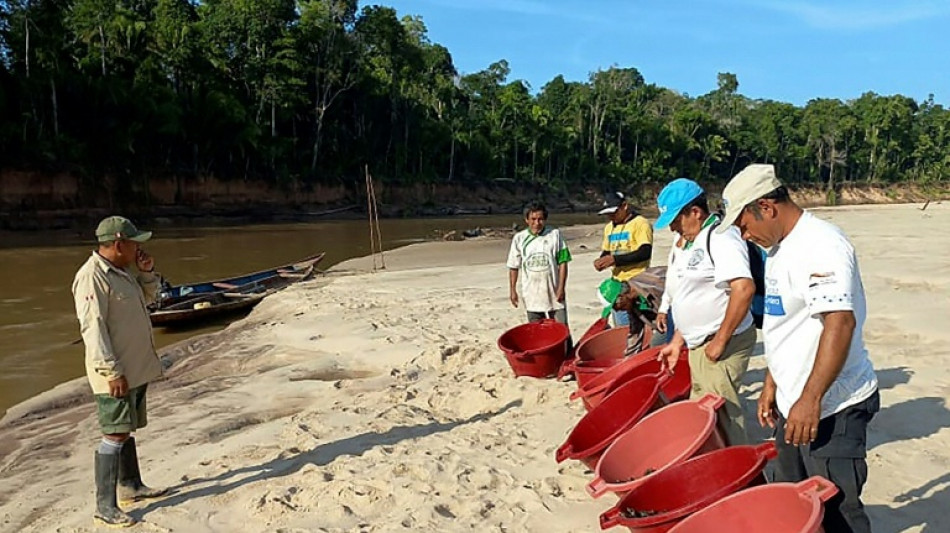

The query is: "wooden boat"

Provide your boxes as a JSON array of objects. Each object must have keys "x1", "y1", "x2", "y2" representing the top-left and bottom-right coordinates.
[
  {"x1": 149, "y1": 291, "x2": 270, "y2": 327},
  {"x1": 157, "y1": 252, "x2": 325, "y2": 300},
  {"x1": 149, "y1": 252, "x2": 325, "y2": 327}
]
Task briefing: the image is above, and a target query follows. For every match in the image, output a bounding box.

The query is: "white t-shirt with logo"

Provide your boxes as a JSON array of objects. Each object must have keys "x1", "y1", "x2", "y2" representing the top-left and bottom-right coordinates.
[
  {"x1": 665, "y1": 222, "x2": 754, "y2": 347},
  {"x1": 763, "y1": 211, "x2": 878, "y2": 419},
  {"x1": 507, "y1": 227, "x2": 571, "y2": 313}
]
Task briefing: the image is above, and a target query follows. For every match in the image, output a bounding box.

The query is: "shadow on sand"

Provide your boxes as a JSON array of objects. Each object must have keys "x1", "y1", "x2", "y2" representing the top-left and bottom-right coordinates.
[
  {"x1": 869, "y1": 395, "x2": 949, "y2": 450},
  {"x1": 133, "y1": 400, "x2": 522, "y2": 519},
  {"x1": 868, "y1": 472, "x2": 950, "y2": 532},
  {"x1": 740, "y1": 366, "x2": 919, "y2": 445}
]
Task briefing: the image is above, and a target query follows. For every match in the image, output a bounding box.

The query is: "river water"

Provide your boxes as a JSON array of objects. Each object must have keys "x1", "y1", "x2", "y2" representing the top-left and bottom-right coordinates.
[{"x1": 0, "y1": 214, "x2": 600, "y2": 417}]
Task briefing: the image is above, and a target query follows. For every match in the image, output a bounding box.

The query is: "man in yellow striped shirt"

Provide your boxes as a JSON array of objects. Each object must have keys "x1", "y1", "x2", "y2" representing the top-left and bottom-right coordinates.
[{"x1": 594, "y1": 192, "x2": 654, "y2": 327}]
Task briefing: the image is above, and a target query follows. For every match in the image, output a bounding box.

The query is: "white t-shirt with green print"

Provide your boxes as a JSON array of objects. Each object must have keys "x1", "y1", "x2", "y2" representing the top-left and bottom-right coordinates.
[{"x1": 507, "y1": 227, "x2": 572, "y2": 313}]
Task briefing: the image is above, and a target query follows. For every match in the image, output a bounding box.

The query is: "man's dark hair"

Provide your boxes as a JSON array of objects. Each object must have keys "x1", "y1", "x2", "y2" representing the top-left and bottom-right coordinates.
[
  {"x1": 760, "y1": 186, "x2": 790, "y2": 203},
  {"x1": 523, "y1": 201, "x2": 548, "y2": 219},
  {"x1": 679, "y1": 193, "x2": 709, "y2": 217},
  {"x1": 744, "y1": 186, "x2": 791, "y2": 219}
]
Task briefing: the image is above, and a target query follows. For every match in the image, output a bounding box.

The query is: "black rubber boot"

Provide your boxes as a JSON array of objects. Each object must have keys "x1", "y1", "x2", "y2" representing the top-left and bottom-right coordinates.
[
  {"x1": 118, "y1": 437, "x2": 169, "y2": 503},
  {"x1": 94, "y1": 452, "x2": 136, "y2": 527}
]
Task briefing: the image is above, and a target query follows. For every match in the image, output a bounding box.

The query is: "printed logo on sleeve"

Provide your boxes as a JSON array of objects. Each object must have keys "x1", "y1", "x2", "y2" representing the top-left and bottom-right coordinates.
[
  {"x1": 808, "y1": 271, "x2": 839, "y2": 287},
  {"x1": 808, "y1": 271, "x2": 852, "y2": 306}
]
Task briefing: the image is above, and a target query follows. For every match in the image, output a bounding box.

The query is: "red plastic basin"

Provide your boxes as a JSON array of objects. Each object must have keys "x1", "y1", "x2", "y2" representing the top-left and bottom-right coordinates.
[
  {"x1": 572, "y1": 346, "x2": 691, "y2": 411},
  {"x1": 559, "y1": 326, "x2": 629, "y2": 385},
  {"x1": 560, "y1": 325, "x2": 657, "y2": 386},
  {"x1": 569, "y1": 347, "x2": 660, "y2": 410},
  {"x1": 576, "y1": 326, "x2": 630, "y2": 365},
  {"x1": 577, "y1": 317, "x2": 610, "y2": 350},
  {"x1": 667, "y1": 477, "x2": 839, "y2": 533},
  {"x1": 604, "y1": 354, "x2": 692, "y2": 404},
  {"x1": 555, "y1": 372, "x2": 671, "y2": 470},
  {"x1": 588, "y1": 394, "x2": 727, "y2": 499},
  {"x1": 599, "y1": 442, "x2": 778, "y2": 532},
  {"x1": 557, "y1": 318, "x2": 611, "y2": 378},
  {"x1": 572, "y1": 357, "x2": 623, "y2": 390},
  {"x1": 497, "y1": 319, "x2": 570, "y2": 378}
]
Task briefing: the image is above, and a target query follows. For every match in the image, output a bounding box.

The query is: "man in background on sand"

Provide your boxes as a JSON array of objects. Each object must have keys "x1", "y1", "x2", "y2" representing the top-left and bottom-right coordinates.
[
  {"x1": 72, "y1": 216, "x2": 169, "y2": 527},
  {"x1": 507, "y1": 201, "x2": 572, "y2": 326},
  {"x1": 593, "y1": 192, "x2": 653, "y2": 328},
  {"x1": 655, "y1": 178, "x2": 757, "y2": 447},
  {"x1": 720, "y1": 164, "x2": 879, "y2": 533}
]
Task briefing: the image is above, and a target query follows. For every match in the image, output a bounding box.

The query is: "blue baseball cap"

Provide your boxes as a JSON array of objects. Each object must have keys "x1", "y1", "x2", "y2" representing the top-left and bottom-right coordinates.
[{"x1": 654, "y1": 178, "x2": 704, "y2": 230}]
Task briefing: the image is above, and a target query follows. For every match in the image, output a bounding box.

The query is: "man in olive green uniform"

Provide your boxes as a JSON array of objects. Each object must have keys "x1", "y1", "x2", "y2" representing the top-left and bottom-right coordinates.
[{"x1": 72, "y1": 216, "x2": 168, "y2": 527}]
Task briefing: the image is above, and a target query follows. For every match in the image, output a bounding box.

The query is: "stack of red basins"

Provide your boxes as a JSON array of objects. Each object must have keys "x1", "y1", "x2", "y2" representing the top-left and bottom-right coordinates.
[{"x1": 546, "y1": 320, "x2": 840, "y2": 533}]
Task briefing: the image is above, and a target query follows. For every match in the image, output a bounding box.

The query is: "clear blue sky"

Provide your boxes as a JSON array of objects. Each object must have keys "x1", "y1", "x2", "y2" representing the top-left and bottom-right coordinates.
[{"x1": 372, "y1": 0, "x2": 949, "y2": 106}]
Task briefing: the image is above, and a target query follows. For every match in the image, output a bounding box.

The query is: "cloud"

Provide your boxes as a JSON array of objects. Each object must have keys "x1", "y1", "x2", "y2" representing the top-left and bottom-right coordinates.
[
  {"x1": 413, "y1": 0, "x2": 609, "y2": 24},
  {"x1": 419, "y1": 0, "x2": 554, "y2": 16},
  {"x1": 750, "y1": 0, "x2": 950, "y2": 30}
]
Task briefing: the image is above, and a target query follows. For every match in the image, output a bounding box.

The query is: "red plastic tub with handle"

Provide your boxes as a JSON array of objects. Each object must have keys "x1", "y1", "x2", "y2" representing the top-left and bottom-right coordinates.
[
  {"x1": 577, "y1": 317, "x2": 610, "y2": 349},
  {"x1": 599, "y1": 442, "x2": 778, "y2": 532},
  {"x1": 555, "y1": 371, "x2": 671, "y2": 470},
  {"x1": 571, "y1": 346, "x2": 691, "y2": 411},
  {"x1": 603, "y1": 354, "x2": 692, "y2": 404},
  {"x1": 496, "y1": 319, "x2": 570, "y2": 378},
  {"x1": 667, "y1": 477, "x2": 839, "y2": 533},
  {"x1": 587, "y1": 394, "x2": 727, "y2": 499},
  {"x1": 557, "y1": 318, "x2": 610, "y2": 379},
  {"x1": 569, "y1": 347, "x2": 660, "y2": 410},
  {"x1": 577, "y1": 326, "x2": 630, "y2": 364},
  {"x1": 559, "y1": 326, "x2": 629, "y2": 385}
]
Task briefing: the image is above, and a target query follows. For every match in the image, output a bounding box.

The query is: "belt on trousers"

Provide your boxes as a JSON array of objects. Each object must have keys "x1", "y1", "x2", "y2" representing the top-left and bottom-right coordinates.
[{"x1": 699, "y1": 325, "x2": 754, "y2": 347}]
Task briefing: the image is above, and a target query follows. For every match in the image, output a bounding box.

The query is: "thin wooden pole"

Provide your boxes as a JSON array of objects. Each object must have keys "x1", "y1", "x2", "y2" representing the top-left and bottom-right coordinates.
[
  {"x1": 370, "y1": 173, "x2": 385, "y2": 269},
  {"x1": 365, "y1": 165, "x2": 377, "y2": 272}
]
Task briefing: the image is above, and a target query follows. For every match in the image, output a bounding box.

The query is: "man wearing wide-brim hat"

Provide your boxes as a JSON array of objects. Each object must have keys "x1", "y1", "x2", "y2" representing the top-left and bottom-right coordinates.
[
  {"x1": 71, "y1": 215, "x2": 168, "y2": 527},
  {"x1": 719, "y1": 164, "x2": 879, "y2": 533}
]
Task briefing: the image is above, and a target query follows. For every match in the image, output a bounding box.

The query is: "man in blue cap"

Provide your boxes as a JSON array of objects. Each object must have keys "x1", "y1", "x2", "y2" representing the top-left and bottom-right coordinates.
[{"x1": 654, "y1": 179, "x2": 757, "y2": 446}]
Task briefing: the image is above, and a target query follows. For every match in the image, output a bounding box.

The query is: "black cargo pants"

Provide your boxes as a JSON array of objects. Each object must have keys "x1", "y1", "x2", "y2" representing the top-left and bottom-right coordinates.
[{"x1": 774, "y1": 390, "x2": 880, "y2": 533}]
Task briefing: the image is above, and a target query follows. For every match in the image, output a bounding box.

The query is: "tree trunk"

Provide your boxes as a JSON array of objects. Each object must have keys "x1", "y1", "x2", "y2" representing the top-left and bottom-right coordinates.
[
  {"x1": 24, "y1": 14, "x2": 30, "y2": 78},
  {"x1": 98, "y1": 22, "x2": 107, "y2": 76},
  {"x1": 513, "y1": 137, "x2": 518, "y2": 178},
  {"x1": 448, "y1": 133, "x2": 455, "y2": 181},
  {"x1": 50, "y1": 77, "x2": 59, "y2": 137},
  {"x1": 617, "y1": 120, "x2": 622, "y2": 164},
  {"x1": 827, "y1": 140, "x2": 836, "y2": 192},
  {"x1": 531, "y1": 139, "x2": 537, "y2": 180},
  {"x1": 404, "y1": 103, "x2": 410, "y2": 174},
  {"x1": 311, "y1": 114, "x2": 324, "y2": 172},
  {"x1": 633, "y1": 135, "x2": 639, "y2": 168}
]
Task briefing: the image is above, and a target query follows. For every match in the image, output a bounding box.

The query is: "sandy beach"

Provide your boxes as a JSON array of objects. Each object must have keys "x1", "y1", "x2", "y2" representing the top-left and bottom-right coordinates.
[{"x1": 1, "y1": 203, "x2": 948, "y2": 532}]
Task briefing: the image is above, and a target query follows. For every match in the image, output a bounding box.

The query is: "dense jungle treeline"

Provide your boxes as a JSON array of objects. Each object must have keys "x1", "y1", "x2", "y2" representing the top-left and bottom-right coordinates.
[{"x1": 1, "y1": 0, "x2": 950, "y2": 200}]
